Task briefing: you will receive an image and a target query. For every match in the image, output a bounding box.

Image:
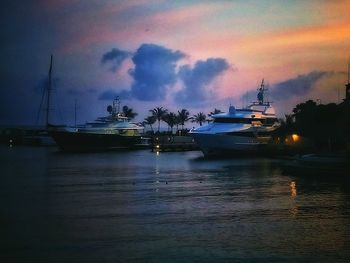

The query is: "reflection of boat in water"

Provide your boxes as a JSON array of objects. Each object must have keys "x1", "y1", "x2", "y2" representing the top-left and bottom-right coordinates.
[
  {"x1": 49, "y1": 98, "x2": 143, "y2": 151},
  {"x1": 190, "y1": 79, "x2": 280, "y2": 156}
]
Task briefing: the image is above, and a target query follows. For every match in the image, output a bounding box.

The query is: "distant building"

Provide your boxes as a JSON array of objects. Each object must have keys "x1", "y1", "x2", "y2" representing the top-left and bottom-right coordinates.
[
  {"x1": 345, "y1": 60, "x2": 350, "y2": 102},
  {"x1": 346, "y1": 82, "x2": 350, "y2": 101}
]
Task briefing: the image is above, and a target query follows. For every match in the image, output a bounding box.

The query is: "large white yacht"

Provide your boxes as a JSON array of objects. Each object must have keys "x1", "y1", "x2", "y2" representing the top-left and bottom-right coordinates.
[
  {"x1": 49, "y1": 97, "x2": 144, "y2": 151},
  {"x1": 190, "y1": 80, "x2": 280, "y2": 156}
]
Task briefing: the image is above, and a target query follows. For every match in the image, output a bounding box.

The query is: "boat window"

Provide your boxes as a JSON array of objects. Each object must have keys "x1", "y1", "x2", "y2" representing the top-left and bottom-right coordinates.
[
  {"x1": 214, "y1": 117, "x2": 278, "y2": 125},
  {"x1": 263, "y1": 118, "x2": 278, "y2": 125},
  {"x1": 213, "y1": 118, "x2": 252, "y2": 124}
]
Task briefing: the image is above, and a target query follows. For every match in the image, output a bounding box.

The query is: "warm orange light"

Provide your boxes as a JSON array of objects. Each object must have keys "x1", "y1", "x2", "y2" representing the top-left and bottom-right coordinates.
[
  {"x1": 292, "y1": 134, "x2": 300, "y2": 142},
  {"x1": 290, "y1": 181, "x2": 297, "y2": 198}
]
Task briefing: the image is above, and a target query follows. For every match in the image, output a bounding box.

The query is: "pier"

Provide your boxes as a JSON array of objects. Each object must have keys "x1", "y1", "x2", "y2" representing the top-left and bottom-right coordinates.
[{"x1": 151, "y1": 135, "x2": 198, "y2": 152}]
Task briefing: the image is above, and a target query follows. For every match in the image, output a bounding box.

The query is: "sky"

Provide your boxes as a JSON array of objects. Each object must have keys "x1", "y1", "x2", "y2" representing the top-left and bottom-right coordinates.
[{"x1": 1, "y1": 0, "x2": 350, "y2": 126}]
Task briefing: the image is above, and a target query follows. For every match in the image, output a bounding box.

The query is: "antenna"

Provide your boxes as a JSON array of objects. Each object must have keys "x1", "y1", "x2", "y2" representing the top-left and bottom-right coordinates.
[
  {"x1": 112, "y1": 96, "x2": 121, "y2": 114},
  {"x1": 257, "y1": 78, "x2": 266, "y2": 104},
  {"x1": 74, "y1": 99, "x2": 77, "y2": 127}
]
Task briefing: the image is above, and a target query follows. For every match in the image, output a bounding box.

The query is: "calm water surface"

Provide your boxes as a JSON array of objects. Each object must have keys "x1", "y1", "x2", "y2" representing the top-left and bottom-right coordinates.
[{"x1": 1, "y1": 145, "x2": 350, "y2": 262}]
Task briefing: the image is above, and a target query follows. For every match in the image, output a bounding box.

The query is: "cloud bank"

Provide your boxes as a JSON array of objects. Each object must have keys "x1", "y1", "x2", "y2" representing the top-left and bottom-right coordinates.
[
  {"x1": 99, "y1": 43, "x2": 230, "y2": 104},
  {"x1": 128, "y1": 43, "x2": 186, "y2": 101},
  {"x1": 175, "y1": 58, "x2": 230, "y2": 104},
  {"x1": 270, "y1": 71, "x2": 332, "y2": 100},
  {"x1": 101, "y1": 48, "x2": 131, "y2": 72}
]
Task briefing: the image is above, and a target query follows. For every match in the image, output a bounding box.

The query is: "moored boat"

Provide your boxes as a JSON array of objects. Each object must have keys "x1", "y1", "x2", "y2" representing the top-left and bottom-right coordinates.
[
  {"x1": 49, "y1": 98, "x2": 143, "y2": 151},
  {"x1": 190, "y1": 79, "x2": 280, "y2": 156}
]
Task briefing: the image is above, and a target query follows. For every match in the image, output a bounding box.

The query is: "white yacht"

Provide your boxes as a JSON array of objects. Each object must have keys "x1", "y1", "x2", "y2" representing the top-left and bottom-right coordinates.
[
  {"x1": 49, "y1": 97, "x2": 144, "y2": 151},
  {"x1": 190, "y1": 80, "x2": 280, "y2": 156}
]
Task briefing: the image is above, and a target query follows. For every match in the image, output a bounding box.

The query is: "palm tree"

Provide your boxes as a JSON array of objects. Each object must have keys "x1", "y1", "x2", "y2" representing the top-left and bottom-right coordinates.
[
  {"x1": 163, "y1": 112, "x2": 177, "y2": 134},
  {"x1": 208, "y1": 108, "x2": 222, "y2": 123},
  {"x1": 150, "y1": 107, "x2": 168, "y2": 132},
  {"x1": 122, "y1": 105, "x2": 138, "y2": 119},
  {"x1": 208, "y1": 108, "x2": 222, "y2": 116},
  {"x1": 191, "y1": 112, "x2": 206, "y2": 126},
  {"x1": 143, "y1": 115, "x2": 156, "y2": 133},
  {"x1": 174, "y1": 114, "x2": 181, "y2": 133},
  {"x1": 177, "y1": 108, "x2": 190, "y2": 131}
]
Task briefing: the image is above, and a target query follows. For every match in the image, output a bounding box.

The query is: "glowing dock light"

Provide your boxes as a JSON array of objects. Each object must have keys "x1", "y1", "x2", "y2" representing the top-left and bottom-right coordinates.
[{"x1": 291, "y1": 134, "x2": 300, "y2": 142}]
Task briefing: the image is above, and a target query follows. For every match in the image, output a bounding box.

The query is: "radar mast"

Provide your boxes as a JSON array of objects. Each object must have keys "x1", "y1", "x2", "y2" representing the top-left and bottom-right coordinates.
[{"x1": 257, "y1": 79, "x2": 267, "y2": 105}]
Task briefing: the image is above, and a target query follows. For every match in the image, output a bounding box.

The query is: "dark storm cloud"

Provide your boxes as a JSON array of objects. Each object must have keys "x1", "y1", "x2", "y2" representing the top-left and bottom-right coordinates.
[
  {"x1": 175, "y1": 58, "x2": 230, "y2": 104},
  {"x1": 101, "y1": 48, "x2": 131, "y2": 72},
  {"x1": 270, "y1": 71, "x2": 332, "y2": 100},
  {"x1": 128, "y1": 43, "x2": 186, "y2": 101}
]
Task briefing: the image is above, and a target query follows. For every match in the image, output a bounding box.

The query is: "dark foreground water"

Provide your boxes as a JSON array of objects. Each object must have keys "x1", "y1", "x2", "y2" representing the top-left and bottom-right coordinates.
[{"x1": 1, "y1": 145, "x2": 350, "y2": 262}]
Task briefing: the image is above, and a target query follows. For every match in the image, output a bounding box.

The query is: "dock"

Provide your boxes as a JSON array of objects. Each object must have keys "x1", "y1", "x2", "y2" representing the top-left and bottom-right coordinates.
[{"x1": 151, "y1": 135, "x2": 198, "y2": 152}]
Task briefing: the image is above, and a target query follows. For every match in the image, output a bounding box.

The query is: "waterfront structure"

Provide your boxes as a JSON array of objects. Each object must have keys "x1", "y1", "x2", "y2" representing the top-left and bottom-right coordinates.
[
  {"x1": 345, "y1": 61, "x2": 350, "y2": 102},
  {"x1": 190, "y1": 80, "x2": 280, "y2": 156}
]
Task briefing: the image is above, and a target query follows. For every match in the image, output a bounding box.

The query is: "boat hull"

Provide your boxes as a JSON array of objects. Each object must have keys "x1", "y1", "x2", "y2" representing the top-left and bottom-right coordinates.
[
  {"x1": 190, "y1": 132, "x2": 271, "y2": 156},
  {"x1": 49, "y1": 130, "x2": 141, "y2": 151}
]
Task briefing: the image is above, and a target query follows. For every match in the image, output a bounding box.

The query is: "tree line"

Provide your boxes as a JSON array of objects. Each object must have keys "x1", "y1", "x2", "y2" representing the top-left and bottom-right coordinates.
[
  {"x1": 119, "y1": 105, "x2": 223, "y2": 134},
  {"x1": 278, "y1": 99, "x2": 350, "y2": 151}
]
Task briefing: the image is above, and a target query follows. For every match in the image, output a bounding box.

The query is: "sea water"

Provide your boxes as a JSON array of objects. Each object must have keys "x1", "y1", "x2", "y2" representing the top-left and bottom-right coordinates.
[{"x1": 1, "y1": 145, "x2": 350, "y2": 262}]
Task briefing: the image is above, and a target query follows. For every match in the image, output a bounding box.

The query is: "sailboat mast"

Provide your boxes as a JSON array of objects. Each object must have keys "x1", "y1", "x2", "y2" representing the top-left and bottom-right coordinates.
[
  {"x1": 74, "y1": 99, "x2": 77, "y2": 127},
  {"x1": 46, "y1": 55, "x2": 53, "y2": 127}
]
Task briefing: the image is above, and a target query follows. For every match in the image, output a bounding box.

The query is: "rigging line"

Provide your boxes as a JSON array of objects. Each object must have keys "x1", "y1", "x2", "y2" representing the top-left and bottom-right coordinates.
[
  {"x1": 53, "y1": 78, "x2": 65, "y2": 124},
  {"x1": 35, "y1": 80, "x2": 47, "y2": 126},
  {"x1": 46, "y1": 55, "x2": 53, "y2": 127}
]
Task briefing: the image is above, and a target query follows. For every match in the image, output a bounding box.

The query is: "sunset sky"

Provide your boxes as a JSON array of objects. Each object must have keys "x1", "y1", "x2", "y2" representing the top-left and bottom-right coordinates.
[{"x1": 1, "y1": 0, "x2": 350, "y2": 126}]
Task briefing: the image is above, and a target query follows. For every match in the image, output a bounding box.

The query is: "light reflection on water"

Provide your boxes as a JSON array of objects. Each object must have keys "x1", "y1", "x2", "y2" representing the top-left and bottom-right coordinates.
[{"x1": 1, "y1": 146, "x2": 350, "y2": 262}]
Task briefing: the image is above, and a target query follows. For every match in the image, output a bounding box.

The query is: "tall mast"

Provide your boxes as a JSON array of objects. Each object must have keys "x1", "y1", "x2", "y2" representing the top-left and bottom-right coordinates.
[
  {"x1": 74, "y1": 99, "x2": 77, "y2": 127},
  {"x1": 46, "y1": 55, "x2": 53, "y2": 127}
]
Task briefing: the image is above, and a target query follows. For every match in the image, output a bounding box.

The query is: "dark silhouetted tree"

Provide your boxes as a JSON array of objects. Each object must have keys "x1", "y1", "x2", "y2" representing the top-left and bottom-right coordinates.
[
  {"x1": 122, "y1": 105, "x2": 138, "y2": 119},
  {"x1": 150, "y1": 107, "x2": 168, "y2": 132},
  {"x1": 191, "y1": 112, "x2": 207, "y2": 126},
  {"x1": 143, "y1": 115, "x2": 156, "y2": 133},
  {"x1": 208, "y1": 108, "x2": 222, "y2": 116},
  {"x1": 163, "y1": 112, "x2": 177, "y2": 133},
  {"x1": 177, "y1": 109, "x2": 190, "y2": 131}
]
